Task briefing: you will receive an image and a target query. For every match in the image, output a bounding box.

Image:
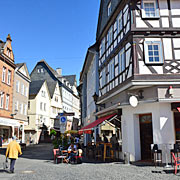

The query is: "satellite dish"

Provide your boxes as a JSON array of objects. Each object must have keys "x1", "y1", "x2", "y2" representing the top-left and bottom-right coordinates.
[{"x1": 129, "y1": 96, "x2": 138, "y2": 107}]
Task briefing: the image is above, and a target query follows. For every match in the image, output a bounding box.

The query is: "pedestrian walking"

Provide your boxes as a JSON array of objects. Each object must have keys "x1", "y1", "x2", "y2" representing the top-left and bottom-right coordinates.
[{"x1": 5, "y1": 136, "x2": 22, "y2": 173}]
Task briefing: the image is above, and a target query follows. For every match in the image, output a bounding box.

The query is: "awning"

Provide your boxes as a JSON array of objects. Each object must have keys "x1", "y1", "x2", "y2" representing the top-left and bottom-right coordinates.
[{"x1": 79, "y1": 113, "x2": 116, "y2": 135}]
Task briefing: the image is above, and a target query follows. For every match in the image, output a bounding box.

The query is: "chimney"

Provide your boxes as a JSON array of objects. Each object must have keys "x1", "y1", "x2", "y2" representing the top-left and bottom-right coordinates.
[{"x1": 56, "y1": 68, "x2": 62, "y2": 76}]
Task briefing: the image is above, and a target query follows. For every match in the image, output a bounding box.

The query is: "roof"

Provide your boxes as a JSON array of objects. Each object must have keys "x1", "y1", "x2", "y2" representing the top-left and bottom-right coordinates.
[
  {"x1": 96, "y1": 0, "x2": 121, "y2": 40},
  {"x1": 46, "y1": 81, "x2": 58, "y2": 98},
  {"x1": 62, "y1": 75, "x2": 76, "y2": 86},
  {"x1": 80, "y1": 43, "x2": 97, "y2": 81},
  {"x1": 16, "y1": 63, "x2": 24, "y2": 68},
  {"x1": 29, "y1": 80, "x2": 45, "y2": 97},
  {"x1": 30, "y1": 59, "x2": 74, "y2": 95}
]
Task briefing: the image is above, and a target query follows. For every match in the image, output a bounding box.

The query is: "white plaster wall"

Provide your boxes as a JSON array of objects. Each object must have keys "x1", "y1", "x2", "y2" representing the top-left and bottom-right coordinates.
[
  {"x1": 122, "y1": 102, "x2": 175, "y2": 162},
  {"x1": 163, "y1": 38, "x2": 173, "y2": 60}
]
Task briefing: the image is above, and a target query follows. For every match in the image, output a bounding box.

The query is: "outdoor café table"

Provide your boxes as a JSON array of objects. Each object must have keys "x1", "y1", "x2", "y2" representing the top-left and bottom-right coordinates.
[{"x1": 96, "y1": 142, "x2": 113, "y2": 162}]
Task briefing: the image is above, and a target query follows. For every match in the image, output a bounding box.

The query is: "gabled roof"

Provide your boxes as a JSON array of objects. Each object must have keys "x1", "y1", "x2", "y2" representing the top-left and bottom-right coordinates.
[
  {"x1": 15, "y1": 63, "x2": 31, "y2": 81},
  {"x1": 29, "y1": 80, "x2": 45, "y2": 98},
  {"x1": 62, "y1": 75, "x2": 76, "y2": 86},
  {"x1": 46, "y1": 81, "x2": 58, "y2": 98},
  {"x1": 96, "y1": 0, "x2": 121, "y2": 40},
  {"x1": 30, "y1": 59, "x2": 74, "y2": 95},
  {"x1": 80, "y1": 43, "x2": 97, "y2": 81}
]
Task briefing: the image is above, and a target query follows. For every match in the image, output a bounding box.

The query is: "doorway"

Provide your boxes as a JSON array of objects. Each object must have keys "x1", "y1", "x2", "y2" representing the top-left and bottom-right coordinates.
[
  {"x1": 139, "y1": 114, "x2": 153, "y2": 160},
  {"x1": 174, "y1": 112, "x2": 180, "y2": 142}
]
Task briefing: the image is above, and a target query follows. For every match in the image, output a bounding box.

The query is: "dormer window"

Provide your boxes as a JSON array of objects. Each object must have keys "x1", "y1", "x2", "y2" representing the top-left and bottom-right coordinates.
[
  {"x1": 108, "y1": 2, "x2": 112, "y2": 17},
  {"x1": 141, "y1": 0, "x2": 160, "y2": 18},
  {"x1": 6, "y1": 48, "x2": 11, "y2": 57}
]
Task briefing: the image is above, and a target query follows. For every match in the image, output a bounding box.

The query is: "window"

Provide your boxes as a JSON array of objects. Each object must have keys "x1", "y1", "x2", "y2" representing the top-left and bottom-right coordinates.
[
  {"x1": 5, "y1": 94, "x2": 9, "y2": 110},
  {"x1": 24, "y1": 104, "x2": 27, "y2": 115},
  {"x1": 142, "y1": 0, "x2": 160, "y2": 18},
  {"x1": 41, "y1": 68, "x2": 44, "y2": 73},
  {"x1": 21, "y1": 83, "x2": 24, "y2": 95},
  {"x1": 7, "y1": 70, "x2": 11, "y2": 85},
  {"x1": 15, "y1": 101, "x2": 19, "y2": 111},
  {"x1": 102, "y1": 68, "x2": 106, "y2": 87},
  {"x1": 0, "y1": 93, "x2": 4, "y2": 108},
  {"x1": 25, "y1": 87, "x2": 28, "y2": 97},
  {"x1": 6, "y1": 48, "x2": 11, "y2": 57},
  {"x1": 107, "y1": 26, "x2": 113, "y2": 47},
  {"x1": 144, "y1": 41, "x2": 163, "y2": 64},
  {"x1": 20, "y1": 103, "x2": 23, "y2": 114},
  {"x1": 109, "y1": 59, "x2": 114, "y2": 81},
  {"x1": 119, "y1": 48, "x2": 125, "y2": 73},
  {"x1": 108, "y1": 2, "x2": 112, "y2": 16},
  {"x1": 2, "y1": 67, "x2": 6, "y2": 83},
  {"x1": 117, "y1": 11, "x2": 123, "y2": 33},
  {"x1": 55, "y1": 96, "x2": 58, "y2": 102},
  {"x1": 16, "y1": 81, "x2": 20, "y2": 92},
  {"x1": 44, "y1": 103, "x2": 46, "y2": 111},
  {"x1": 40, "y1": 102, "x2": 43, "y2": 110},
  {"x1": 37, "y1": 69, "x2": 40, "y2": 73}
]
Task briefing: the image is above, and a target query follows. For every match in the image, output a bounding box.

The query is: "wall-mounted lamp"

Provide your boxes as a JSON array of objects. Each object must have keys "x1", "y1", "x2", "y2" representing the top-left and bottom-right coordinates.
[
  {"x1": 92, "y1": 92, "x2": 105, "y2": 108},
  {"x1": 10, "y1": 109, "x2": 18, "y2": 117},
  {"x1": 138, "y1": 90, "x2": 144, "y2": 99}
]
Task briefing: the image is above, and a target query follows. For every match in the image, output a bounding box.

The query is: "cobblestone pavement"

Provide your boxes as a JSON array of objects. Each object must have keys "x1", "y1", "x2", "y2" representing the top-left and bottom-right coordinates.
[{"x1": 0, "y1": 143, "x2": 180, "y2": 180}]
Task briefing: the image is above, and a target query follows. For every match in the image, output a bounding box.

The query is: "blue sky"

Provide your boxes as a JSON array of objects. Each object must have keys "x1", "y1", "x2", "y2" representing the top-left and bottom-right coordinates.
[{"x1": 0, "y1": 0, "x2": 100, "y2": 82}]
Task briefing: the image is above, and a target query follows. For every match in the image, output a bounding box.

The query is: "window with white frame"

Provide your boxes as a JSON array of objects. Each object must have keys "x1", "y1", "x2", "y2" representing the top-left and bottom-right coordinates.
[
  {"x1": 15, "y1": 101, "x2": 19, "y2": 111},
  {"x1": 0, "y1": 93, "x2": 4, "y2": 108},
  {"x1": 24, "y1": 104, "x2": 27, "y2": 115},
  {"x1": 141, "y1": 0, "x2": 160, "y2": 18},
  {"x1": 102, "y1": 68, "x2": 106, "y2": 87},
  {"x1": 144, "y1": 41, "x2": 163, "y2": 64},
  {"x1": 7, "y1": 70, "x2": 11, "y2": 85},
  {"x1": 108, "y1": 2, "x2": 112, "y2": 16},
  {"x1": 37, "y1": 68, "x2": 40, "y2": 73},
  {"x1": 119, "y1": 48, "x2": 125, "y2": 73},
  {"x1": 21, "y1": 83, "x2": 24, "y2": 95},
  {"x1": 117, "y1": 11, "x2": 123, "y2": 33},
  {"x1": 20, "y1": 103, "x2": 23, "y2": 114},
  {"x1": 2, "y1": 67, "x2": 6, "y2": 83},
  {"x1": 24, "y1": 87, "x2": 28, "y2": 97},
  {"x1": 102, "y1": 37, "x2": 105, "y2": 56},
  {"x1": 44, "y1": 103, "x2": 46, "y2": 111},
  {"x1": 16, "y1": 81, "x2": 20, "y2": 92},
  {"x1": 109, "y1": 59, "x2": 114, "y2": 81},
  {"x1": 107, "y1": 26, "x2": 113, "y2": 47},
  {"x1": 6, "y1": 48, "x2": 11, "y2": 57},
  {"x1": 5, "y1": 94, "x2": 9, "y2": 110},
  {"x1": 41, "y1": 68, "x2": 44, "y2": 73}
]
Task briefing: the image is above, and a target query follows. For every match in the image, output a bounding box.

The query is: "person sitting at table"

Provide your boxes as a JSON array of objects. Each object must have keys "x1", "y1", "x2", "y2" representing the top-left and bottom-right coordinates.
[
  {"x1": 103, "y1": 134, "x2": 108, "y2": 143},
  {"x1": 110, "y1": 134, "x2": 119, "y2": 150},
  {"x1": 66, "y1": 144, "x2": 77, "y2": 163}
]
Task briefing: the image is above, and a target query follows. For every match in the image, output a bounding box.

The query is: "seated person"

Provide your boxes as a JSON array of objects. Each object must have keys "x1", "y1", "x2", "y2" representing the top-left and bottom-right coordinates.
[
  {"x1": 110, "y1": 134, "x2": 119, "y2": 150},
  {"x1": 103, "y1": 134, "x2": 108, "y2": 143},
  {"x1": 66, "y1": 144, "x2": 77, "y2": 163}
]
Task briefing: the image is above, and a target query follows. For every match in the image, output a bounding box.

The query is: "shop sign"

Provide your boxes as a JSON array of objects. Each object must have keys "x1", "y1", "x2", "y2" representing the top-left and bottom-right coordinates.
[{"x1": 0, "y1": 118, "x2": 20, "y2": 126}]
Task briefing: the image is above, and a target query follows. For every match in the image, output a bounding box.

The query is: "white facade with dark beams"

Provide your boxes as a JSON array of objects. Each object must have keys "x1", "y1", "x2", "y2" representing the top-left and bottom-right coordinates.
[{"x1": 94, "y1": 0, "x2": 180, "y2": 162}]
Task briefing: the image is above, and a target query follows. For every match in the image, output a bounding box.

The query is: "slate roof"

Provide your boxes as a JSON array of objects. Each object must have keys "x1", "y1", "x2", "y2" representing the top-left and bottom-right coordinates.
[
  {"x1": 29, "y1": 80, "x2": 45, "y2": 98},
  {"x1": 62, "y1": 75, "x2": 76, "y2": 86},
  {"x1": 46, "y1": 81, "x2": 58, "y2": 98},
  {"x1": 96, "y1": 0, "x2": 121, "y2": 40}
]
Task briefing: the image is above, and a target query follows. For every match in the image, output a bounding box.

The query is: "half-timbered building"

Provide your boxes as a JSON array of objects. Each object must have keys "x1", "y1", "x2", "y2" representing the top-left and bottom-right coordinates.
[{"x1": 91, "y1": 0, "x2": 180, "y2": 162}]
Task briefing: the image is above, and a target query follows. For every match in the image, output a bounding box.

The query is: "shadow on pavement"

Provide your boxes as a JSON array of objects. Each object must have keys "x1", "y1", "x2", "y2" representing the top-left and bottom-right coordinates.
[{"x1": 19, "y1": 143, "x2": 54, "y2": 161}]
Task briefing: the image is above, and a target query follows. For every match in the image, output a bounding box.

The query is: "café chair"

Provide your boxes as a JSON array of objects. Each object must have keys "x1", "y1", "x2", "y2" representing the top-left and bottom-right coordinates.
[
  {"x1": 171, "y1": 144, "x2": 180, "y2": 166},
  {"x1": 171, "y1": 152, "x2": 180, "y2": 175},
  {"x1": 53, "y1": 149, "x2": 67, "y2": 164},
  {"x1": 151, "y1": 144, "x2": 162, "y2": 167}
]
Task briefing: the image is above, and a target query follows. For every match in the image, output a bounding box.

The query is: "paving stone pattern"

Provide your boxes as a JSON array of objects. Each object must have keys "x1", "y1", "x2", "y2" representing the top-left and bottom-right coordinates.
[{"x1": 0, "y1": 143, "x2": 179, "y2": 180}]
